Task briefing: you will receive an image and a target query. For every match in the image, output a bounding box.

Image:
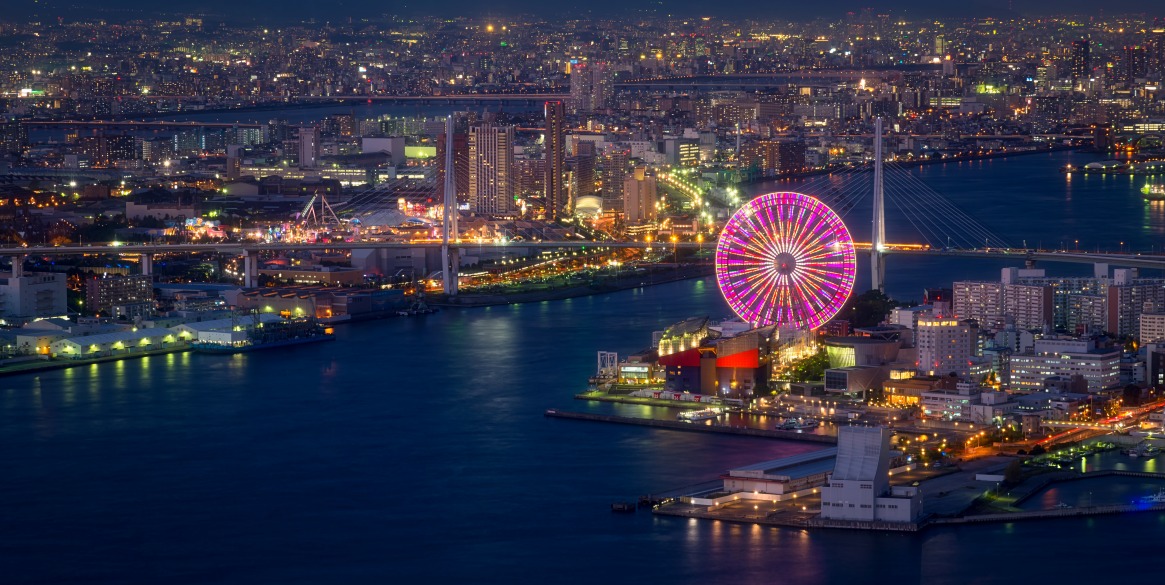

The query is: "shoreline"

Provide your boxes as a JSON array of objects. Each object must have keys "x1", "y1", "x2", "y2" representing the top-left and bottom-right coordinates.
[
  {"x1": 743, "y1": 144, "x2": 1081, "y2": 185},
  {"x1": 432, "y1": 264, "x2": 713, "y2": 308},
  {"x1": 544, "y1": 409, "x2": 838, "y2": 444}
]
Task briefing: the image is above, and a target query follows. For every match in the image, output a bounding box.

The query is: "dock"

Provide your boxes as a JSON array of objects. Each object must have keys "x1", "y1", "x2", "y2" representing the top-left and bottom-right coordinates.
[{"x1": 544, "y1": 409, "x2": 838, "y2": 443}]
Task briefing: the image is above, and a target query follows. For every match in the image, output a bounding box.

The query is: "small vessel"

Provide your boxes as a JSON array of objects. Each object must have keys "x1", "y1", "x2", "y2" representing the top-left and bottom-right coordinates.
[
  {"x1": 678, "y1": 408, "x2": 722, "y2": 422},
  {"x1": 1142, "y1": 183, "x2": 1165, "y2": 201},
  {"x1": 778, "y1": 418, "x2": 820, "y2": 431},
  {"x1": 611, "y1": 502, "x2": 636, "y2": 513},
  {"x1": 1139, "y1": 489, "x2": 1165, "y2": 504},
  {"x1": 1055, "y1": 501, "x2": 1074, "y2": 509}
]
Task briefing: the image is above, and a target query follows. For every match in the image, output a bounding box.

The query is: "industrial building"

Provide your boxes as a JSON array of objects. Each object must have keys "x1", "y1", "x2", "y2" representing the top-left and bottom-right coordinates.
[{"x1": 820, "y1": 427, "x2": 922, "y2": 524}]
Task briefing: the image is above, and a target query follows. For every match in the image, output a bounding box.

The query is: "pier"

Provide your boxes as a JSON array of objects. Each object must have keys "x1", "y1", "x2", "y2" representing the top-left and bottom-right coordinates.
[{"x1": 543, "y1": 409, "x2": 838, "y2": 443}]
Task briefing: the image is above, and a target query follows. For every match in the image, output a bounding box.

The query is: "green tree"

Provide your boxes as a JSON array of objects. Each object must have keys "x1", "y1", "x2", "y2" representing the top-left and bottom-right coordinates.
[
  {"x1": 787, "y1": 348, "x2": 830, "y2": 382},
  {"x1": 840, "y1": 289, "x2": 897, "y2": 328},
  {"x1": 1003, "y1": 460, "x2": 1023, "y2": 486}
]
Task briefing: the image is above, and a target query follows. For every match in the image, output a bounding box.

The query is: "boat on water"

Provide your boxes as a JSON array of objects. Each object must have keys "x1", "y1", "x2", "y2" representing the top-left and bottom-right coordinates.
[
  {"x1": 192, "y1": 316, "x2": 334, "y2": 354},
  {"x1": 777, "y1": 418, "x2": 820, "y2": 431},
  {"x1": 1139, "y1": 489, "x2": 1165, "y2": 504},
  {"x1": 1142, "y1": 183, "x2": 1165, "y2": 201},
  {"x1": 677, "y1": 408, "x2": 722, "y2": 422}
]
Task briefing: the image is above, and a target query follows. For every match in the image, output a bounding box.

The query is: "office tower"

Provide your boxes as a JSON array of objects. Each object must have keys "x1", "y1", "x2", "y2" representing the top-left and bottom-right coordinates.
[
  {"x1": 467, "y1": 123, "x2": 515, "y2": 215},
  {"x1": 544, "y1": 101, "x2": 567, "y2": 220},
  {"x1": 1070, "y1": 40, "x2": 1090, "y2": 83},
  {"x1": 298, "y1": 126, "x2": 320, "y2": 168}
]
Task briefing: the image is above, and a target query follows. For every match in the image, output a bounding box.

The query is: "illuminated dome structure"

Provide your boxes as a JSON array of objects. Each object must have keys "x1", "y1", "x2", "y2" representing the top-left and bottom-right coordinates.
[{"x1": 714, "y1": 192, "x2": 857, "y2": 329}]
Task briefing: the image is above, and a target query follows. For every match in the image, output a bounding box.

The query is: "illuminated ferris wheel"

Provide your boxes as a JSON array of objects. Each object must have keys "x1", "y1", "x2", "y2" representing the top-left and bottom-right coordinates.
[{"x1": 714, "y1": 192, "x2": 857, "y2": 330}]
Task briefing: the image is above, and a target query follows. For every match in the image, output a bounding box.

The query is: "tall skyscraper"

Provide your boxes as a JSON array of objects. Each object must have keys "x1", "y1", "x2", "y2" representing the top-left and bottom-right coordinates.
[
  {"x1": 569, "y1": 61, "x2": 613, "y2": 113},
  {"x1": 437, "y1": 127, "x2": 469, "y2": 204},
  {"x1": 1123, "y1": 45, "x2": 1148, "y2": 82},
  {"x1": 601, "y1": 148, "x2": 629, "y2": 210},
  {"x1": 570, "y1": 140, "x2": 597, "y2": 202},
  {"x1": 467, "y1": 123, "x2": 515, "y2": 215},
  {"x1": 298, "y1": 125, "x2": 320, "y2": 168},
  {"x1": 1070, "y1": 40, "x2": 1091, "y2": 83},
  {"x1": 1148, "y1": 30, "x2": 1165, "y2": 76},
  {"x1": 544, "y1": 101, "x2": 566, "y2": 221}
]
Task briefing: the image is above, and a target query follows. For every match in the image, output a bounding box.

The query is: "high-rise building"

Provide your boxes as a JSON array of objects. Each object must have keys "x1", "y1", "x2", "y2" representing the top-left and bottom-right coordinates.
[
  {"x1": 569, "y1": 61, "x2": 613, "y2": 113},
  {"x1": 515, "y1": 158, "x2": 547, "y2": 200},
  {"x1": 915, "y1": 317, "x2": 976, "y2": 377},
  {"x1": 601, "y1": 148, "x2": 630, "y2": 209},
  {"x1": 570, "y1": 140, "x2": 597, "y2": 202},
  {"x1": 623, "y1": 167, "x2": 657, "y2": 223},
  {"x1": 1123, "y1": 45, "x2": 1148, "y2": 82},
  {"x1": 953, "y1": 281, "x2": 1003, "y2": 326},
  {"x1": 1070, "y1": 40, "x2": 1091, "y2": 83},
  {"x1": 467, "y1": 123, "x2": 515, "y2": 215},
  {"x1": 544, "y1": 101, "x2": 567, "y2": 221},
  {"x1": 1148, "y1": 30, "x2": 1165, "y2": 75},
  {"x1": 85, "y1": 274, "x2": 155, "y2": 318},
  {"x1": 0, "y1": 119, "x2": 28, "y2": 156},
  {"x1": 1003, "y1": 284, "x2": 1054, "y2": 331},
  {"x1": 298, "y1": 126, "x2": 321, "y2": 168},
  {"x1": 437, "y1": 128, "x2": 469, "y2": 204}
]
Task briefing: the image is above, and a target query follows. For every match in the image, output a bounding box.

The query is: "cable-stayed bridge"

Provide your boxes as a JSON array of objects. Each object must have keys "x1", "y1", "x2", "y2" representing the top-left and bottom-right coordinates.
[{"x1": 2, "y1": 118, "x2": 1160, "y2": 292}]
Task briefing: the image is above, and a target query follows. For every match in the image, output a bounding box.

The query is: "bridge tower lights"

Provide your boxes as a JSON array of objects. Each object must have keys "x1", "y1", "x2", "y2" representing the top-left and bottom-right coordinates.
[
  {"x1": 441, "y1": 115, "x2": 460, "y2": 296},
  {"x1": 872, "y1": 117, "x2": 886, "y2": 293}
]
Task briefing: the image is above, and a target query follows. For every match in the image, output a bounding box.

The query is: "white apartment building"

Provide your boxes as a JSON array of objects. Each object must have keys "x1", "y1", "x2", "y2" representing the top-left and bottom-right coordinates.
[{"x1": 915, "y1": 318, "x2": 976, "y2": 377}]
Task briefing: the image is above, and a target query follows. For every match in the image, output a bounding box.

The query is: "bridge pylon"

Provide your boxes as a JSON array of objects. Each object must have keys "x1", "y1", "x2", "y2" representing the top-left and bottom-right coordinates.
[
  {"x1": 441, "y1": 115, "x2": 460, "y2": 297},
  {"x1": 871, "y1": 117, "x2": 886, "y2": 292}
]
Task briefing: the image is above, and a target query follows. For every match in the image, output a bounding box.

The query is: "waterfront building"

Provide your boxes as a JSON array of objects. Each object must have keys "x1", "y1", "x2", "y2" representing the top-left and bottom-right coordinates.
[
  {"x1": 0, "y1": 271, "x2": 68, "y2": 324},
  {"x1": 544, "y1": 101, "x2": 567, "y2": 220},
  {"x1": 50, "y1": 328, "x2": 180, "y2": 359},
  {"x1": 1009, "y1": 338, "x2": 1120, "y2": 392},
  {"x1": 820, "y1": 426, "x2": 921, "y2": 523},
  {"x1": 915, "y1": 317, "x2": 976, "y2": 377},
  {"x1": 84, "y1": 274, "x2": 155, "y2": 319},
  {"x1": 467, "y1": 123, "x2": 515, "y2": 215},
  {"x1": 722, "y1": 449, "x2": 838, "y2": 497},
  {"x1": 882, "y1": 375, "x2": 957, "y2": 407}
]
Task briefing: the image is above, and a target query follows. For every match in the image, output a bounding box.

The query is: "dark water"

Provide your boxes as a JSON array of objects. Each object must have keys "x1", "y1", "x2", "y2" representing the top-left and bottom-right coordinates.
[
  {"x1": 6, "y1": 153, "x2": 1165, "y2": 583},
  {"x1": 751, "y1": 150, "x2": 1165, "y2": 301}
]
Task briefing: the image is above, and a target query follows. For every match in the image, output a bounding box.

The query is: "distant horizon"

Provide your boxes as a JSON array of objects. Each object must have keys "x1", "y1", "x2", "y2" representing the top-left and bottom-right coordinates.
[{"x1": 5, "y1": 0, "x2": 1165, "y2": 24}]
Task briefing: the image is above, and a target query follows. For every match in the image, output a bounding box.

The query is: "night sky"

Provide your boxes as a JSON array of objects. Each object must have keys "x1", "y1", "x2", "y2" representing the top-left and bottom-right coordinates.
[{"x1": 8, "y1": 0, "x2": 1165, "y2": 21}]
